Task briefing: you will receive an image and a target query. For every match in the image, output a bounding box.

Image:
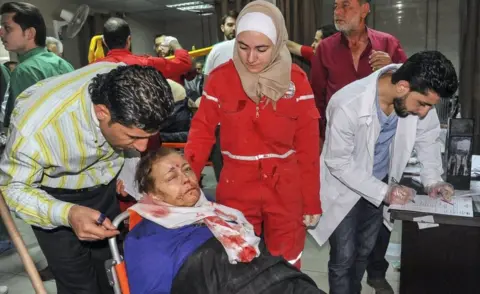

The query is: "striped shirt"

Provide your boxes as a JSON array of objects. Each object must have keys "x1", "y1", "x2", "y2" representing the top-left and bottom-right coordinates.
[{"x1": 0, "y1": 62, "x2": 125, "y2": 229}]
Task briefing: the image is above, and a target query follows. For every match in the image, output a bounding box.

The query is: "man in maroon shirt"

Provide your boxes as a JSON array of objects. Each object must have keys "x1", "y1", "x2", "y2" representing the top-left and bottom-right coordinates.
[
  {"x1": 311, "y1": 1, "x2": 407, "y2": 293},
  {"x1": 96, "y1": 17, "x2": 192, "y2": 85},
  {"x1": 311, "y1": 0, "x2": 407, "y2": 139}
]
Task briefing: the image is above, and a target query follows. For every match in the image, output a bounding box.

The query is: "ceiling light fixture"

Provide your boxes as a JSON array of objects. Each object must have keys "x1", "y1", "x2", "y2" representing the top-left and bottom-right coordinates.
[{"x1": 166, "y1": 1, "x2": 213, "y2": 13}]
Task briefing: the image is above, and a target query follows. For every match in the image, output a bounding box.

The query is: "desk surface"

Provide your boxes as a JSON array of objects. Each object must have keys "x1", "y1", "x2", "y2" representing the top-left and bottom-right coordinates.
[
  {"x1": 390, "y1": 209, "x2": 480, "y2": 227},
  {"x1": 391, "y1": 179, "x2": 480, "y2": 226}
]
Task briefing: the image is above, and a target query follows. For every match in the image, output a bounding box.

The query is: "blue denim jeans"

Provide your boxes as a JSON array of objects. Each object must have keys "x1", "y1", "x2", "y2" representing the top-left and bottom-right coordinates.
[{"x1": 328, "y1": 198, "x2": 384, "y2": 294}]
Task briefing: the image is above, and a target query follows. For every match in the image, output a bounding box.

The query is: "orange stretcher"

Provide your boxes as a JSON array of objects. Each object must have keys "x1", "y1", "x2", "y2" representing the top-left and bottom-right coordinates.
[{"x1": 105, "y1": 210, "x2": 141, "y2": 294}]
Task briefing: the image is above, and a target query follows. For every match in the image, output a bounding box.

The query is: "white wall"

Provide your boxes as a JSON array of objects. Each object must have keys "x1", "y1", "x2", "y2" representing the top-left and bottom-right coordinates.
[
  {"x1": 163, "y1": 14, "x2": 219, "y2": 52},
  {"x1": 125, "y1": 12, "x2": 219, "y2": 59},
  {"x1": 126, "y1": 15, "x2": 165, "y2": 56}
]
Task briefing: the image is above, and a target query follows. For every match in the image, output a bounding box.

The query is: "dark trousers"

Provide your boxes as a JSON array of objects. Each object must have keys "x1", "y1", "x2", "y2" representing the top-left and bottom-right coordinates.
[
  {"x1": 366, "y1": 220, "x2": 391, "y2": 280},
  {"x1": 210, "y1": 125, "x2": 223, "y2": 181},
  {"x1": 328, "y1": 198, "x2": 384, "y2": 294},
  {"x1": 32, "y1": 180, "x2": 120, "y2": 294}
]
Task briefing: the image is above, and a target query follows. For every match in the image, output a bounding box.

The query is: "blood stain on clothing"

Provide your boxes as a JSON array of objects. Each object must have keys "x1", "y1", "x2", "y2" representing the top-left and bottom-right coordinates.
[
  {"x1": 214, "y1": 208, "x2": 238, "y2": 221},
  {"x1": 147, "y1": 206, "x2": 169, "y2": 218},
  {"x1": 238, "y1": 246, "x2": 257, "y2": 262}
]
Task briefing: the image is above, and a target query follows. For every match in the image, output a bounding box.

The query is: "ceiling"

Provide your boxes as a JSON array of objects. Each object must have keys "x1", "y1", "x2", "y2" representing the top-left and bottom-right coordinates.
[{"x1": 77, "y1": 0, "x2": 216, "y2": 21}]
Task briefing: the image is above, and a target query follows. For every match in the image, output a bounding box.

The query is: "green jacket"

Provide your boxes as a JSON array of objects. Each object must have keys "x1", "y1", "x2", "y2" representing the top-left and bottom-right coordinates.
[
  {"x1": 0, "y1": 64, "x2": 9, "y2": 101},
  {"x1": 5, "y1": 47, "x2": 74, "y2": 127}
]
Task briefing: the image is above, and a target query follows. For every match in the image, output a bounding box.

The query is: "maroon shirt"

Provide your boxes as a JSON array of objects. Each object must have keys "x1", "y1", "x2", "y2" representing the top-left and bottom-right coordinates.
[{"x1": 310, "y1": 28, "x2": 407, "y2": 128}]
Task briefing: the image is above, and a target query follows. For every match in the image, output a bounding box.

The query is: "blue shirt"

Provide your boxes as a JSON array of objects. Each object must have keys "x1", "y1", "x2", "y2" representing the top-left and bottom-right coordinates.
[
  {"x1": 124, "y1": 219, "x2": 213, "y2": 294},
  {"x1": 372, "y1": 80, "x2": 398, "y2": 180}
]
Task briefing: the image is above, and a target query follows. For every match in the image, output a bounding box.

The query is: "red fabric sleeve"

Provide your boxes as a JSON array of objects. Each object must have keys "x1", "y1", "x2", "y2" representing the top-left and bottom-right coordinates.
[
  {"x1": 293, "y1": 70, "x2": 322, "y2": 215},
  {"x1": 147, "y1": 49, "x2": 192, "y2": 80},
  {"x1": 184, "y1": 72, "x2": 221, "y2": 178},
  {"x1": 300, "y1": 45, "x2": 315, "y2": 62},
  {"x1": 310, "y1": 43, "x2": 328, "y2": 140}
]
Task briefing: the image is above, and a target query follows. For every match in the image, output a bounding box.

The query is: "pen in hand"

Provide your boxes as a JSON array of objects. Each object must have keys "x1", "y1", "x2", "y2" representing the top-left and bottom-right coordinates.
[
  {"x1": 439, "y1": 190, "x2": 454, "y2": 206},
  {"x1": 391, "y1": 177, "x2": 415, "y2": 203}
]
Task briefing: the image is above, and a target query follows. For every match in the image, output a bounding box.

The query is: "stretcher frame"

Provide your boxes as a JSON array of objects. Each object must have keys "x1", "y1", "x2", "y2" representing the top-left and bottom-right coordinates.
[{"x1": 106, "y1": 210, "x2": 132, "y2": 294}]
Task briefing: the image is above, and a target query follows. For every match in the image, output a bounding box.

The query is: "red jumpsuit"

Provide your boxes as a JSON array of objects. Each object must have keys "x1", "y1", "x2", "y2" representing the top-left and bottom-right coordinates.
[{"x1": 185, "y1": 61, "x2": 321, "y2": 268}]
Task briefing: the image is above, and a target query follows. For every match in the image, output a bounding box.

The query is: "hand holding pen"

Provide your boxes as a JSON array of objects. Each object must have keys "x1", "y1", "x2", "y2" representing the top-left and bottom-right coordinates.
[
  {"x1": 425, "y1": 182, "x2": 455, "y2": 206},
  {"x1": 384, "y1": 177, "x2": 417, "y2": 205}
]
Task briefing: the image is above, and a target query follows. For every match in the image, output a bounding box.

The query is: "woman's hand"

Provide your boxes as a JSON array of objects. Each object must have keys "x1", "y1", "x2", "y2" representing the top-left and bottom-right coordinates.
[
  {"x1": 303, "y1": 214, "x2": 321, "y2": 228},
  {"x1": 116, "y1": 179, "x2": 128, "y2": 197}
]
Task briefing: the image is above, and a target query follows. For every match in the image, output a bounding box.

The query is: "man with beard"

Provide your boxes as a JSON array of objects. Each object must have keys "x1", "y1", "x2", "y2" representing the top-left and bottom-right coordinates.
[
  {"x1": 309, "y1": 51, "x2": 458, "y2": 294},
  {"x1": 220, "y1": 10, "x2": 238, "y2": 41}
]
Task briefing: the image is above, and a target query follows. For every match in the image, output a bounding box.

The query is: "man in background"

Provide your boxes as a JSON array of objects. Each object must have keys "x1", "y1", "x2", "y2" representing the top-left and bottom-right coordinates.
[
  {"x1": 0, "y1": 2, "x2": 74, "y2": 129},
  {"x1": 184, "y1": 61, "x2": 204, "y2": 101},
  {"x1": 220, "y1": 10, "x2": 238, "y2": 41},
  {"x1": 311, "y1": 0, "x2": 407, "y2": 293},
  {"x1": 45, "y1": 36, "x2": 63, "y2": 57},
  {"x1": 154, "y1": 33, "x2": 172, "y2": 58},
  {"x1": 97, "y1": 17, "x2": 192, "y2": 85},
  {"x1": 287, "y1": 24, "x2": 337, "y2": 62},
  {"x1": 203, "y1": 10, "x2": 239, "y2": 85}
]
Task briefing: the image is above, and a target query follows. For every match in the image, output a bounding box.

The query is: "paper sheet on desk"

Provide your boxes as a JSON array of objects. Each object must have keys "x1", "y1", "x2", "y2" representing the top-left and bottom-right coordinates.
[
  {"x1": 118, "y1": 156, "x2": 143, "y2": 201},
  {"x1": 389, "y1": 195, "x2": 474, "y2": 217}
]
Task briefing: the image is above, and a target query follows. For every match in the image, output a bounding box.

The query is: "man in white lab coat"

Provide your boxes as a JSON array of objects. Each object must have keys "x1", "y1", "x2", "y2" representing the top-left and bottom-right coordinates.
[{"x1": 309, "y1": 51, "x2": 458, "y2": 294}]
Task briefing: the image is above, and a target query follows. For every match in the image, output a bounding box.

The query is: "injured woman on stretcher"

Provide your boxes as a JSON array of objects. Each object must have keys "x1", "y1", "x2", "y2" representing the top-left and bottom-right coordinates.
[{"x1": 123, "y1": 147, "x2": 324, "y2": 294}]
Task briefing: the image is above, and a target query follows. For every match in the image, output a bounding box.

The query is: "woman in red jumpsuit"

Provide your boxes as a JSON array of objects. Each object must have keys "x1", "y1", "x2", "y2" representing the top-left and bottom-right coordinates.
[{"x1": 184, "y1": 0, "x2": 321, "y2": 269}]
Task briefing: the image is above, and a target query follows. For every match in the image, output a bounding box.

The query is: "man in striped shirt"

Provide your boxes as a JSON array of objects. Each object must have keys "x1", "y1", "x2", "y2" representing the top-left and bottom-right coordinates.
[{"x1": 0, "y1": 62, "x2": 174, "y2": 293}]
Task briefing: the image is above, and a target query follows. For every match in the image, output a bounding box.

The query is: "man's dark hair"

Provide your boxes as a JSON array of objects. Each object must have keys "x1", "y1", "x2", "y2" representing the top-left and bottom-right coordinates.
[
  {"x1": 136, "y1": 147, "x2": 178, "y2": 194},
  {"x1": 0, "y1": 2, "x2": 46, "y2": 47},
  {"x1": 221, "y1": 10, "x2": 238, "y2": 25},
  {"x1": 103, "y1": 17, "x2": 131, "y2": 49},
  {"x1": 318, "y1": 24, "x2": 338, "y2": 39},
  {"x1": 89, "y1": 65, "x2": 175, "y2": 132},
  {"x1": 391, "y1": 51, "x2": 458, "y2": 98}
]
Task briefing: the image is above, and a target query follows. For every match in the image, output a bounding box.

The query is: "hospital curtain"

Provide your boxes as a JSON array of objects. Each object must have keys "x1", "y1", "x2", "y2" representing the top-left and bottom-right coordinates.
[
  {"x1": 459, "y1": 0, "x2": 480, "y2": 154},
  {"x1": 276, "y1": 0, "x2": 323, "y2": 71}
]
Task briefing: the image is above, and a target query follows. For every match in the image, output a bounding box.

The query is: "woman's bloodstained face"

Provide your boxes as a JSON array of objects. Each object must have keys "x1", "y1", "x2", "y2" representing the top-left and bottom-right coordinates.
[{"x1": 148, "y1": 153, "x2": 200, "y2": 207}]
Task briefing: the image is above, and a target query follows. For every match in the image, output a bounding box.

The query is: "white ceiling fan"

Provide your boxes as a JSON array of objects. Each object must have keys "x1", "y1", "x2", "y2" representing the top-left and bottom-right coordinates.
[{"x1": 53, "y1": 4, "x2": 90, "y2": 40}]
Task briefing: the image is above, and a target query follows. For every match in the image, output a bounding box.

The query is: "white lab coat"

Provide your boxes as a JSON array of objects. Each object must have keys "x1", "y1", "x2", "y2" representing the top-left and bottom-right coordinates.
[{"x1": 308, "y1": 64, "x2": 443, "y2": 246}]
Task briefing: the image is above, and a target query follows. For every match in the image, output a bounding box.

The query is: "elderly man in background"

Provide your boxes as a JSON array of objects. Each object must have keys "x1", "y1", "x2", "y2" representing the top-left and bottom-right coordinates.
[{"x1": 45, "y1": 36, "x2": 63, "y2": 57}]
